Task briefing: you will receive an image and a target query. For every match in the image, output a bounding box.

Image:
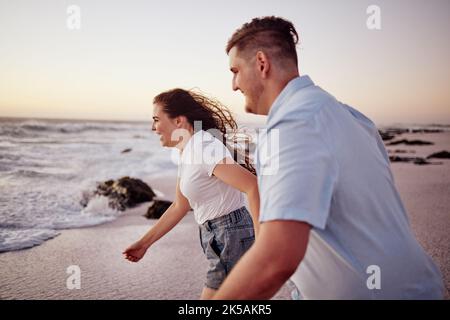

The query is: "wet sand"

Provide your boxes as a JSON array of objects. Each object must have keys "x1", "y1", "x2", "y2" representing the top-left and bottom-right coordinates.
[{"x1": 0, "y1": 173, "x2": 291, "y2": 300}]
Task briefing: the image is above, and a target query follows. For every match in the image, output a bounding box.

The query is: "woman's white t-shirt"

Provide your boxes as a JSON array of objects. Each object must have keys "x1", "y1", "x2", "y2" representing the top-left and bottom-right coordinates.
[{"x1": 178, "y1": 130, "x2": 244, "y2": 224}]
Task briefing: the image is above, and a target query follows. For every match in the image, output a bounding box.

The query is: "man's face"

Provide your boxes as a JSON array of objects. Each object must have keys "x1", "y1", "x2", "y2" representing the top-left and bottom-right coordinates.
[
  {"x1": 152, "y1": 104, "x2": 179, "y2": 147},
  {"x1": 229, "y1": 47, "x2": 265, "y2": 115}
]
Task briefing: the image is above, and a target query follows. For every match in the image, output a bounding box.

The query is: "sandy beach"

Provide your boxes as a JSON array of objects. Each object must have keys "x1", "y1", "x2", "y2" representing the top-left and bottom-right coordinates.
[
  {"x1": 386, "y1": 132, "x2": 450, "y2": 299},
  {"x1": 0, "y1": 171, "x2": 292, "y2": 300},
  {"x1": 0, "y1": 132, "x2": 449, "y2": 300}
]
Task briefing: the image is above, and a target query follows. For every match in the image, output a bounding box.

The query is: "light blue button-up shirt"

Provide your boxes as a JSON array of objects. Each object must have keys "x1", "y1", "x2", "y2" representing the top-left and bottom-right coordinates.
[{"x1": 256, "y1": 75, "x2": 444, "y2": 299}]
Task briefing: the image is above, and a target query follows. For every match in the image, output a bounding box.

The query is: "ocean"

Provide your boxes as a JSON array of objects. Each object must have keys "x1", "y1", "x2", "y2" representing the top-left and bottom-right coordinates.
[
  {"x1": 1, "y1": 118, "x2": 447, "y2": 253},
  {"x1": 0, "y1": 118, "x2": 177, "y2": 253}
]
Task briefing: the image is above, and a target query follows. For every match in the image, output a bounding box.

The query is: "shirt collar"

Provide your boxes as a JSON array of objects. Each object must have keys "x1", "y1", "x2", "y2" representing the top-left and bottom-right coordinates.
[{"x1": 267, "y1": 75, "x2": 314, "y2": 122}]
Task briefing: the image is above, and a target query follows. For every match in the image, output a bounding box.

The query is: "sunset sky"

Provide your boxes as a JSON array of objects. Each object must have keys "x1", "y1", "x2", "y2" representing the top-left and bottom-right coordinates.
[{"x1": 0, "y1": 0, "x2": 449, "y2": 125}]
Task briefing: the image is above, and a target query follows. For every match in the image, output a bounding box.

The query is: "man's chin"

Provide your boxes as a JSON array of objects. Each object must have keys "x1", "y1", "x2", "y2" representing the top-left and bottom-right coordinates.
[
  {"x1": 246, "y1": 105, "x2": 265, "y2": 115},
  {"x1": 245, "y1": 104, "x2": 257, "y2": 114}
]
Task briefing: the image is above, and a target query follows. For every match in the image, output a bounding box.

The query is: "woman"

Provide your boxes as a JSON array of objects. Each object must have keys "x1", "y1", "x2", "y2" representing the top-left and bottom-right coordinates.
[{"x1": 123, "y1": 88, "x2": 260, "y2": 299}]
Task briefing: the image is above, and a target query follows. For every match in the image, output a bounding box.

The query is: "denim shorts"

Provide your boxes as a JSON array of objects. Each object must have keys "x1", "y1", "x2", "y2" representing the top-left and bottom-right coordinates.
[{"x1": 199, "y1": 206, "x2": 255, "y2": 290}]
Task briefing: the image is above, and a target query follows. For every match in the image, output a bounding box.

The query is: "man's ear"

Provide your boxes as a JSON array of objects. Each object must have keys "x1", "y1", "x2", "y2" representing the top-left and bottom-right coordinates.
[{"x1": 256, "y1": 51, "x2": 270, "y2": 79}]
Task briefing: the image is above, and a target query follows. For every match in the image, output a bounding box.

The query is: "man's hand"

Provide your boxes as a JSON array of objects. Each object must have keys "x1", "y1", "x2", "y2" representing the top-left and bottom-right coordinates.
[{"x1": 213, "y1": 220, "x2": 311, "y2": 299}]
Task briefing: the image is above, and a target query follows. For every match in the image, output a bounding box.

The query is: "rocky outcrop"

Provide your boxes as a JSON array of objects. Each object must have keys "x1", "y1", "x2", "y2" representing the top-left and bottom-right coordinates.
[
  {"x1": 427, "y1": 151, "x2": 450, "y2": 159},
  {"x1": 378, "y1": 131, "x2": 396, "y2": 141},
  {"x1": 387, "y1": 139, "x2": 434, "y2": 146},
  {"x1": 82, "y1": 177, "x2": 156, "y2": 211},
  {"x1": 144, "y1": 200, "x2": 172, "y2": 219},
  {"x1": 378, "y1": 126, "x2": 444, "y2": 142},
  {"x1": 387, "y1": 149, "x2": 416, "y2": 154},
  {"x1": 389, "y1": 156, "x2": 434, "y2": 165}
]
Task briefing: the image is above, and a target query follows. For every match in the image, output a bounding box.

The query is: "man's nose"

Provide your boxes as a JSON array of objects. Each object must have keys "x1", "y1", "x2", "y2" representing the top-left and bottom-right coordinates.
[
  {"x1": 151, "y1": 122, "x2": 156, "y2": 131},
  {"x1": 232, "y1": 77, "x2": 239, "y2": 92}
]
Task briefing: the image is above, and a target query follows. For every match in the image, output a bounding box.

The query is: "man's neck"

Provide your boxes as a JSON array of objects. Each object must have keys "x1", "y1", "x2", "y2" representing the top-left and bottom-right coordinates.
[{"x1": 264, "y1": 71, "x2": 300, "y2": 115}]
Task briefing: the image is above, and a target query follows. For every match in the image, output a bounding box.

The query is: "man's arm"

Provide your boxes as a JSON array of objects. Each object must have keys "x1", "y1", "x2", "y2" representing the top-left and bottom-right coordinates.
[{"x1": 212, "y1": 220, "x2": 311, "y2": 299}]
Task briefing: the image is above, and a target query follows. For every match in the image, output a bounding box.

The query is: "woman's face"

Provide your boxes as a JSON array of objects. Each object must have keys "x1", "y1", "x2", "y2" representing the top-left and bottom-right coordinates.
[{"x1": 152, "y1": 103, "x2": 179, "y2": 147}]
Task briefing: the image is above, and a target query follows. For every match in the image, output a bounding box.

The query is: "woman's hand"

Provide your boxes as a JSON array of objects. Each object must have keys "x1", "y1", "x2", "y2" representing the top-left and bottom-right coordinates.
[
  {"x1": 123, "y1": 180, "x2": 190, "y2": 263},
  {"x1": 123, "y1": 241, "x2": 149, "y2": 263}
]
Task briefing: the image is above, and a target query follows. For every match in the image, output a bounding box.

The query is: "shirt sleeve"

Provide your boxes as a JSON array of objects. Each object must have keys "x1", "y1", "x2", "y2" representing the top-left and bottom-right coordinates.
[
  {"x1": 258, "y1": 114, "x2": 338, "y2": 230},
  {"x1": 202, "y1": 135, "x2": 234, "y2": 177}
]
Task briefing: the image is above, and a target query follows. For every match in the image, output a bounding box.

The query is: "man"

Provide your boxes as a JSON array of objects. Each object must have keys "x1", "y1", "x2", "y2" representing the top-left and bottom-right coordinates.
[{"x1": 213, "y1": 16, "x2": 444, "y2": 299}]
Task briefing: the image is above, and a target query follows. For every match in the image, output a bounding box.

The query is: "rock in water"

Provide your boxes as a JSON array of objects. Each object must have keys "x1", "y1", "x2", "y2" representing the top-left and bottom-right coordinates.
[
  {"x1": 427, "y1": 151, "x2": 450, "y2": 159},
  {"x1": 387, "y1": 139, "x2": 434, "y2": 146},
  {"x1": 388, "y1": 156, "x2": 437, "y2": 165},
  {"x1": 121, "y1": 148, "x2": 132, "y2": 154},
  {"x1": 86, "y1": 177, "x2": 156, "y2": 211},
  {"x1": 389, "y1": 155, "x2": 414, "y2": 163},
  {"x1": 411, "y1": 128, "x2": 443, "y2": 133},
  {"x1": 144, "y1": 200, "x2": 172, "y2": 219},
  {"x1": 378, "y1": 130, "x2": 396, "y2": 141}
]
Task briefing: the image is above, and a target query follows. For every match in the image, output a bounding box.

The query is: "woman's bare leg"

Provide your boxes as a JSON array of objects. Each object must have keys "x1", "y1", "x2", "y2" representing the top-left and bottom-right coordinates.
[{"x1": 200, "y1": 287, "x2": 217, "y2": 300}]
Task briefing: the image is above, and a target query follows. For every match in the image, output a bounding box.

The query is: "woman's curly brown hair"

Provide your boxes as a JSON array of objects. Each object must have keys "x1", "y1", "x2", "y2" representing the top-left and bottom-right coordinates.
[{"x1": 153, "y1": 88, "x2": 256, "y2": 175}]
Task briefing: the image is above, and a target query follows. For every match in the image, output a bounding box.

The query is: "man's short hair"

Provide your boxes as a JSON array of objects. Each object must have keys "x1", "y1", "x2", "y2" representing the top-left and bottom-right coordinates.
[{"x1": 226, "y1": 16, "x2": 299, "y2": 66}]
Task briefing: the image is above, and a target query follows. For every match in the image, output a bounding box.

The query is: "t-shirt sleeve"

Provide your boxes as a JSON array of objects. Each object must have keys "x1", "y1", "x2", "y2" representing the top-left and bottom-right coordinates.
[
  {"x1": 258, "y1": 115, "x2": 338, "y2": 230},
  {"x1": 202, "y1": 136, "x2": 234, "y2": 177}
]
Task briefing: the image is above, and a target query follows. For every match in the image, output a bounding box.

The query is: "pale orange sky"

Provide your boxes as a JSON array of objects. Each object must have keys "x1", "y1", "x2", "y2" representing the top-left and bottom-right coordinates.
[{"x1": 0, "y1": 0, "x2": 449, "y2": 125}]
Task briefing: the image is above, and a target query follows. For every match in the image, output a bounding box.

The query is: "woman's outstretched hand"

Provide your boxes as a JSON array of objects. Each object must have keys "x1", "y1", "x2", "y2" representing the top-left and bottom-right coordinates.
[{"x1": 123, "y1": 241, "x2": 149, "y2": 263}]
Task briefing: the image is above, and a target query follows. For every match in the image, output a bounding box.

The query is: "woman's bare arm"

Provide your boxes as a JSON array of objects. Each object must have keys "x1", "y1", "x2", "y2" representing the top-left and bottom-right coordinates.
[
  {"x1": 123, "y1": 179, "x2": 191, "y2": 262},
  {"x1": 212, "y1": 157, "x2": 260, "y2": 235}
]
